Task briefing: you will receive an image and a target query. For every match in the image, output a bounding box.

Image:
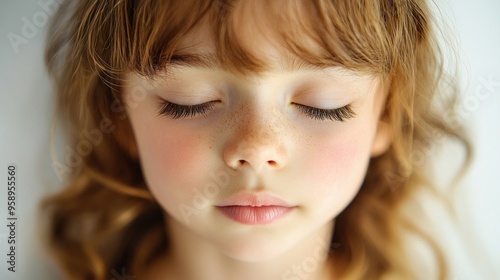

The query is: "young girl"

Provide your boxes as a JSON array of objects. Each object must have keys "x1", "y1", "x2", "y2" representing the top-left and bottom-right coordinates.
[{"x1": 40, "y1": 0, "x2": 471, "y2": 279}]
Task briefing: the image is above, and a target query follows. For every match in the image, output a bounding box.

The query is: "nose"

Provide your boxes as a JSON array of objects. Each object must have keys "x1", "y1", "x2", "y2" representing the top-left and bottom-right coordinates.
[{"x1": 222, "y1": 113, "x2": 288, "y2": 172}]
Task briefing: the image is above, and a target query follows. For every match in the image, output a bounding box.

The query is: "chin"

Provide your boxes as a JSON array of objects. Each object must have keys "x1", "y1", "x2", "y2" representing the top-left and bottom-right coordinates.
[{"x1": 214, "y1": 230, "x2": 301, "y2": 263}]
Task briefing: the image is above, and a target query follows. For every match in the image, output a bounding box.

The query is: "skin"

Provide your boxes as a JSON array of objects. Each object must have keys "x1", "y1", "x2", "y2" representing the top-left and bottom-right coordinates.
[{"x1": 122, "y1": 1, "x2": 391, "y2": 279}]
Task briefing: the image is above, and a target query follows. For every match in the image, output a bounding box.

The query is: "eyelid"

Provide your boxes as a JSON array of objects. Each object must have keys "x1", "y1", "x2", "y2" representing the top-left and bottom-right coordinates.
[
  {"x1": 157, "y1": 99, "x2": 219, "y2": 119},
  {"x1": 292, "y1": 103, "x2": 356, "y2": 122}
]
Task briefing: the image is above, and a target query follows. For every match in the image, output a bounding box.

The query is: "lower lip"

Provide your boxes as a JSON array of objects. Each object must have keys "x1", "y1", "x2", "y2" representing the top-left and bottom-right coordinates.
[{"x1": 216, "y1": 206, "x2": 293, "y2": 225}]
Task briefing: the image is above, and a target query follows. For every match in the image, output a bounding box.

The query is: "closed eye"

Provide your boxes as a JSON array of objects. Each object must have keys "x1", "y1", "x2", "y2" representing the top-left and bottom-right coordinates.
[
  {"x1": 293, "y1": 103, "x2": 356, "y2": 122},
  {"x1": 157, "y1": 100, "x2": 218, "y2": 119}
]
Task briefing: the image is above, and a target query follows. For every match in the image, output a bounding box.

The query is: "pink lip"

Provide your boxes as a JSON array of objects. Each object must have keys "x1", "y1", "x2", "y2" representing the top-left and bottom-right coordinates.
[
  {"x1": 216, "y1": 193, "x2": 295, "y2": 225},
  {"x1": 216, "y1": 193, "x2": 293, "y2": 207}
]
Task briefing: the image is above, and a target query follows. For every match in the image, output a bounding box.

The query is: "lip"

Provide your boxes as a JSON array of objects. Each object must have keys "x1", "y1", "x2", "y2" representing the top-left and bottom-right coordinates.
[
  {"x1": 216, "y1": 193, "x2": 295, "y2": 225},
  {"x1": 216, "y1": 193, "x2": 293, "y2": 207}
]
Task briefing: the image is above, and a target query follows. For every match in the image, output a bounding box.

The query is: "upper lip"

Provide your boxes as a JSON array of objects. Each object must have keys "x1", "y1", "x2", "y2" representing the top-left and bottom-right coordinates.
[{"x1": 216, "y1": 192, "x2": 294, "y2": 207}]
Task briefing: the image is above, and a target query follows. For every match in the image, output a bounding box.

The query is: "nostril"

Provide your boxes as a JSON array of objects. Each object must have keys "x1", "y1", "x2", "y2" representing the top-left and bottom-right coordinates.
[
  {"x1": 268, "y1": 160, "x2": 277, "y2": 166},
  {"x1": 237, "y1": 159, "x2": 277, "y2": 167}
]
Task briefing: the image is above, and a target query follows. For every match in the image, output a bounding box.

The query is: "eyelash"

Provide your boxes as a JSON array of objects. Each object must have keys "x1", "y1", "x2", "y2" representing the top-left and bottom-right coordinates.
[
  {"x1": 158, "y1": 100, "x2": 356, "y2": 122},
  {"x1": 157, "y1": 101, "x2": 217, "y2": 119},
  {"x1": 293, "y1": 103, "x2": 356, "y2": 122}
]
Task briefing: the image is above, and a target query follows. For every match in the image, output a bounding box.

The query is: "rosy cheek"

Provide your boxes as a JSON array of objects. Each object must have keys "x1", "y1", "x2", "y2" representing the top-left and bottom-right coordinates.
[
  {"x1": 305, "y1": 134, "x2": 363, "y2": 183},
  {"x1": 297, "y1": 124, "x2": 374, "y2": 210},
  {"x1": 151, "y1": 128, "x2": 202, "y2": 178},
  {"x1": 139, "y1": 124, "x2": 209, "y2": 204}
]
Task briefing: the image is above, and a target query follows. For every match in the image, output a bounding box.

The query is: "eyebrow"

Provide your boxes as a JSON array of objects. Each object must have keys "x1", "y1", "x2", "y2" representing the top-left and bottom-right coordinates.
[{"x1": 167, "y1": 53, "x2": 330, "y2": 73}]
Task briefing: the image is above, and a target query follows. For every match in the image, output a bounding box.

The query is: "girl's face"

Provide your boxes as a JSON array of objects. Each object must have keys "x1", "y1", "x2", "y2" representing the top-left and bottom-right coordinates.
[{"x1": 123, "y1": 9, "x2": 390, "y2": 262}]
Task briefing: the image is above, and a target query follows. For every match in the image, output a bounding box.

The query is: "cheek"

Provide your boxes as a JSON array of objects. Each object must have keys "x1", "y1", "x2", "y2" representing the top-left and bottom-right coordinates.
[
  {"x1": 144, "y1": 126, "x2": 207, "y2": 190},
  {"x1": 306, "y1": 137, "x2": 362, "y2": 181},
  {"x1": 303, "y1": 127, "x2": 372, "y2": 185},
  {"x1": 297, "y1": 123, "x2": 375, "y2": 214},
  {"x1": 129, "y1": 113, "x2": 212, "y2": 214},
  {"x1": 147, "y1": 129, "x2": 204, "y2": 180}
]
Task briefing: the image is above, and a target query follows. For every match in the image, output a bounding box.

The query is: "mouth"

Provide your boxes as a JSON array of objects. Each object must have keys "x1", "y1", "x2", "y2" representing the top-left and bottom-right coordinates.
[{"x1": 215, "y1": 193, "x2": 295, "y2": 225}]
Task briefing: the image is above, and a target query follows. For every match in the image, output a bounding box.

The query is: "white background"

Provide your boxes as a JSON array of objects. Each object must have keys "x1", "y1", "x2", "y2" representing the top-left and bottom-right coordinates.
[{"x1": 0, "y1": 0, "x2": 499, "y2": 279}]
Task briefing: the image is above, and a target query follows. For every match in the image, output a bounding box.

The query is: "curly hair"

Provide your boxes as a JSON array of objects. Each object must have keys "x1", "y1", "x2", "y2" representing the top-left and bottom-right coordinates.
[{"x1": 40, "y1": 0, "x2": 471, "y2": 279}]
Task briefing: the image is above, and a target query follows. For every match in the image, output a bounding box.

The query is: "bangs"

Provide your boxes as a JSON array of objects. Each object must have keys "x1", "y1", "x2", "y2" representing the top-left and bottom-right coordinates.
[{"x1": 81, "y1": 0, "x2": 426, "y2": 78}]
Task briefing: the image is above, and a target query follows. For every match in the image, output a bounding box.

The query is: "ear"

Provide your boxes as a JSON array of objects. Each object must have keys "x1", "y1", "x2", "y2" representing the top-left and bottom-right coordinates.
[{"x1": 370, "y1": 120, "x2": 391, "y2": 157}]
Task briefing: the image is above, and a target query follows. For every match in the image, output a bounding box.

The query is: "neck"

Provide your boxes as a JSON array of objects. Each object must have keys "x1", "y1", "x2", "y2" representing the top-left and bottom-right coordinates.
[{"x1": 158, "y1": 215, "x2": 336, "y2": 280}]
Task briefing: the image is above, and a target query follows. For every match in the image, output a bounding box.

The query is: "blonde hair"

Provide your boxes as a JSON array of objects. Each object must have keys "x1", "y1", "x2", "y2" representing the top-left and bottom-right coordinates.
[{"x1": 40, "y1": 0, "x2": 471, "y2": 279}]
